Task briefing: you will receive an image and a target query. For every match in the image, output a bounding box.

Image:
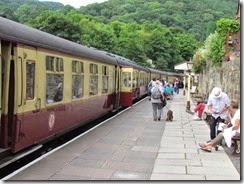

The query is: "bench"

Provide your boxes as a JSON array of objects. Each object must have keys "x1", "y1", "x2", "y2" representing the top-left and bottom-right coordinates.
[{"x1": 232, "y1": 136, "x2": 240, "y2": 156}]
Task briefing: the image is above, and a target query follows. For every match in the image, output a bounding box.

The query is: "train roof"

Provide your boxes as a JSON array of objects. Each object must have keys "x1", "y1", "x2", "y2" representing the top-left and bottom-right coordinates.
[
  {"x1": 94, "y1": 50, "x2": 149, "y2": 71},
  {"x1": 147, "y1": 67, "x2": 184, "y2": 77},
  {"x1": 167, "y1": 71, "x2": 184, "y2": 77},
  {"x1": 147, "y1": 68, "x2": 168, "y2": 75},
  {"x1": 0, "y1": 17, "x2": 118, "y2": 65},
  {"x1": 114, "y1": 54, "x2": 149, "y2": 72},
  {"x1": 0, "y1": 17, "x2": 184, "y2": 76}
]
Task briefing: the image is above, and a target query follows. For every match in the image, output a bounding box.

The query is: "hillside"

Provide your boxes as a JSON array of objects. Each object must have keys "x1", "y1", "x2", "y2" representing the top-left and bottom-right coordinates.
[
  {"x1": 0, "y1": 0, "x2": 239, "y2": 72},
  {"x1": 80, "y1": 0, "x2": 238, "y2": 41},
  {"x1": 0, "y1": 0, "x2": 64, "y2": 21}
]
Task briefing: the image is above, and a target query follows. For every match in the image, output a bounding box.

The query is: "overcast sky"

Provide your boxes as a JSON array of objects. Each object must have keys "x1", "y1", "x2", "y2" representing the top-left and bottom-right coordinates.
[{"x1": 39, "y1": 0, "x2": 108, "y2": 8}]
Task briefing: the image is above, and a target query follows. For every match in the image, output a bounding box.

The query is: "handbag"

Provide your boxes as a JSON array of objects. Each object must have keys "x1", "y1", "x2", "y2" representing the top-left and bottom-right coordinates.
[{"x1": 161, "y1": 97, "x2": 167, "y2": 107}]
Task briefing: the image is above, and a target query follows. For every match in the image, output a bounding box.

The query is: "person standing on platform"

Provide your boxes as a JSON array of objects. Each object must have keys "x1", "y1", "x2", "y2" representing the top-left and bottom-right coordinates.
[
  {"x1": 150, "y1": 80, "x2": 165, "y2": 121},
  {"x1": 147, "y1": 78, "x2": 156, "y2": 101},
  {"x1": 174, "y1": 77, "x2": 180, "y2": 94},
  {"x1": 207, "y1": 87, "x2": 231, "y2": 142}
]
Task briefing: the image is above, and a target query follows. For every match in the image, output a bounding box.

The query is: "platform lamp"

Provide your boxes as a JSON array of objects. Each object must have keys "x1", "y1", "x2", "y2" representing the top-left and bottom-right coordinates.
[
  {"x1": 183, "y1": 70, "x2": 187, "y2": 96},
  {"x1": 186, "y1": 59, "x2": 194, "y2": 112}
]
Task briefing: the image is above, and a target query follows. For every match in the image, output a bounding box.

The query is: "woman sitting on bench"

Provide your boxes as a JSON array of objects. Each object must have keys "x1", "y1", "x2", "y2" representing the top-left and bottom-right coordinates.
[{"x1": 199, "y1": 100, "x2": 240, "y2": 152}]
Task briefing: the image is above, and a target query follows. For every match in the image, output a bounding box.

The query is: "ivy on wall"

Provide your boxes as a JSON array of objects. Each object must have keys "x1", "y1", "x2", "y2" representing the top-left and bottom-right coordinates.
[{"x1": 193, "y1": 18, "x2": 240, "y2": 72}]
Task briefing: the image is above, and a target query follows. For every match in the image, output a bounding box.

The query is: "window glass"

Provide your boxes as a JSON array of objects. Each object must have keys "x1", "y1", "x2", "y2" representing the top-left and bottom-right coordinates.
[
  {"x1": 132, "y1": 71, "x2": 136, "y2": 88},
  {"x1": 45, "y1": 56, "x2": 64, "y2": 104},
  {"x1": 56, "y1": 58, "x2": 63, "y2": 72},
  {"x1": 46, "y1": 74, "x2": 63, "y2": 104},
  {"x1": 59, "y1": 58, "x2": 64, "y2": 71},
  {"x1": 72, "y1": 75, "x2": 84, "y2": 99},
  {"x1": 72, "y1": 60, "x2": 77, "y2": 73},
  {"x1": 80, "y1": 62, "x2": 84, "y2": 73},
  {"x1": 46, "y1": 56, "x2": 54, "y2": 71},
  {"x1": 72, "y1": 60, "x2": 84, "y2": 99},
  {"x1": 26, "y1": 61, "x2": 35, "y2": 100},
  {"x1": 122, "y1": 72, "x2": 131, "y2": 88},
  {"x1": 94, "y1": 64, "x2": 98, "y2": 74},
  {"x1": 110, "y1": 67, "x2": 115, "y2": 93},
  {"x1": 90, "y1": 64, "x2": 93, "y2": 73},
  {"x1": 89, "y1": 63, "x2": 98, "y2": 95},
  {"x1": 90, "y1": 75, "x2": 98, "y2": 95},
  {"x1": 102, "y1": 76, "x2": 108, "y2": 94},
  {"x1": 102, "y1": 66, "x2": 108, "y2": 94}
]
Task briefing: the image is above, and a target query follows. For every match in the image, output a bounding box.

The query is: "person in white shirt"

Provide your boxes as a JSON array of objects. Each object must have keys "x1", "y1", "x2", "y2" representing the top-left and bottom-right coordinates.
[
  {"x1": 199, "y1": 100, "x2": 240, "y2": 152},
  {"x1": 207, "y1": 87, "x2": 231, "y2": 141}
]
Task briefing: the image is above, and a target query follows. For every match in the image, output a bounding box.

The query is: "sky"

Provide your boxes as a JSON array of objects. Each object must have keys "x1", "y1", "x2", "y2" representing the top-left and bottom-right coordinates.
[{"x1": 39, "y1": 0, "x2": 108, "y2": 8}]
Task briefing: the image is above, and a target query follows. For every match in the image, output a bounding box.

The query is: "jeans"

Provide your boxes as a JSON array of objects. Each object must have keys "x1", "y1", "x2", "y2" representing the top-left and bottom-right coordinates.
[{"x1": 174, "y1": 87, "x2": 179, "y2": 94}]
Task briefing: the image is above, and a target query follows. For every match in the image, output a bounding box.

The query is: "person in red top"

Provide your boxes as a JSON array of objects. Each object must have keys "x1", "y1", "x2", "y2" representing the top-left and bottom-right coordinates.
[{"x1": 194, "y1": 101, "x2": 206, "y2": 119}]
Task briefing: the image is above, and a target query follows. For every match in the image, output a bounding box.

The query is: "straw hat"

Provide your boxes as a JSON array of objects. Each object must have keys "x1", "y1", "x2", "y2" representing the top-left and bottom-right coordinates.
[{"x1": 211, "y1": 87, "x2": 222, "y2": 98}]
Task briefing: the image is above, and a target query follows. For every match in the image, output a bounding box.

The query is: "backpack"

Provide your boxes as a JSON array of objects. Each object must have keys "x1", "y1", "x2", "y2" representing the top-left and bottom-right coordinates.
[
  {"x1": 148, "y1": 82, "x2": 152, "y2": 92},
  {"x1": 151, "y1": 86, "x2": 161, "y2": 99}
]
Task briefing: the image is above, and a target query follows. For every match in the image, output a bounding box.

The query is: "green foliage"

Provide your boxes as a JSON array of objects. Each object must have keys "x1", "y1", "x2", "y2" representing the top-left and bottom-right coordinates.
[
  {"x1": 192, "y1": 49, "x2": 207, "y2": 74},
  {"x1": 216, "y1": 18, "x2": 240, "y2": 35},
  {"x1": 193, "y1": 18, "x2": 240, "y2": 70},
  {"x1": 80, "y1": 0, "x2": 237, "y2": 41},
  {"x1": 174, "y1": 33, "x2": 197, "y2": 61},
  {"x1": 0, "y1": 0, "x2": 238, "y2": 73},
  {"x1": 209, "y1": 18, "x2": 239, "y2": 67},
  {"x1": 29, "y1": 11, "x2": 81, "y2": 42}
]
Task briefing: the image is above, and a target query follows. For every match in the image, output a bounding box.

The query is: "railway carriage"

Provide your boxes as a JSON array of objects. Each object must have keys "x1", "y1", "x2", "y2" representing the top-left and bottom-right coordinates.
[
  {"x1": 0, "y1": 17, "x2": 122, "y2": 153},
  {"x1": 0, "y1": 17, "x2": 183, "y2": 155},
  {"x1": 115, "y1": 55, "x2": 149, "y2": 106}
]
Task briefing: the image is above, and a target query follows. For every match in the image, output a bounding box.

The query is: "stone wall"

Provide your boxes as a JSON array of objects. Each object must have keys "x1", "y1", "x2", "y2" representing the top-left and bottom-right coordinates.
[{"x1": 197, "y1": 57, "x2": 240, "y2": 102}]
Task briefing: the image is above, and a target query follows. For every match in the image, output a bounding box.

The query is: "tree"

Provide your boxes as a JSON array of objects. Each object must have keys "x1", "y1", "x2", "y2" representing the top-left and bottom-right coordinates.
[{"x1": 174, "y1": 33, "x2": 197, "y2": 61}]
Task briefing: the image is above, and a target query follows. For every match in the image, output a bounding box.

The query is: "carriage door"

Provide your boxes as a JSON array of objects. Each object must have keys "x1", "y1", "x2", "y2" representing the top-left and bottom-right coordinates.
[
  {"x1": 120, "y1": 68, "x2": 133, "y2": 106},
  {"x1": 112, "y1": 66, "x2": 121, "y2": 110},
  {"x1": 13, "y1": 45, "x2": 39, "y2": 152},
  {"x1": 0, "y1": 41, "x2": 2, "y2": 147}
]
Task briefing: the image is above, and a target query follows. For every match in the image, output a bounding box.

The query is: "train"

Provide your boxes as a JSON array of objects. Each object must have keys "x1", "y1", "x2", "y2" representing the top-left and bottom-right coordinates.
[{"x1": 0, "y1": 17, "x2": 183, "y2": 154}]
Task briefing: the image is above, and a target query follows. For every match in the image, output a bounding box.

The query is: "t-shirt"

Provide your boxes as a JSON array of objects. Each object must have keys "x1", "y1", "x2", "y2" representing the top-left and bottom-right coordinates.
[{"x1": 231, "y1": 109, "x2": 240, "y2": 133}]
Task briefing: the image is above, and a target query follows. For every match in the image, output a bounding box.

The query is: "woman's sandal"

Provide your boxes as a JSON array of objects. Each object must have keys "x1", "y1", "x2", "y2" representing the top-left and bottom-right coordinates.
[
  {"x1": 201, "y1": 147, "x2": 211, "y2": 152},
  {"x1": 199, "y1": 143, "x2": 206, "y2": 148}
]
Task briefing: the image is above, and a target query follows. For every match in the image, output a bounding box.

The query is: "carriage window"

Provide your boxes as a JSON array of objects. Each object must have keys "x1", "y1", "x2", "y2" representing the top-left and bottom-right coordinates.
[
  {"x1": 132, "y1": 71, "x2": 137, "y2": 88},
  {"x1": 90, "y1": 63, "x2": 98, "y2": 96},
  {"x1": 72, "y1": 60, "x2": 77, "y2": 73},
  {"x1": 26, "y1": 61, "x2": 35, "y2": 100},
  {"x1": 72, "y1": 60, "x2": 84, "y2": 99},
  {"x1": 90, "y1": 63, "x2": 98, "y2": 74},
  {"x1": 46, "y1": 56, "x2": 54, "y2": 71},
  {"x1": 56, "y1": 58, "x2": 64, "y2": 72},
  {"x1": 102, "y1": 66, "x2": 108, "y2": 94},
  {"x1": 110, "y1": 67, "x2": 115, "y2": 93},
  {"x1": 122, "y1": 72, "x2": 131, "y2": 88},
  {"x1": 45, "y1": 56, "x2": 64, "y2": 104}
]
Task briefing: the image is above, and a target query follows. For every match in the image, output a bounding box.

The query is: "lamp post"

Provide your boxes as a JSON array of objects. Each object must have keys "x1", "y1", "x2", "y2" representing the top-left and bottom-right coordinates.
[
  {"x1": 186, "y1": 59, "x2": 194, "y2": 112},
  {"x1": 183, "y1": 71, "x2": 186, "y2": 96}
]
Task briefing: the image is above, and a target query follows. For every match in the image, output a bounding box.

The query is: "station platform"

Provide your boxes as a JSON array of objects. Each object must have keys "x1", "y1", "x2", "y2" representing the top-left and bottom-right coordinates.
[{"x1": 5, "y1": 90, "x2": 240, "y2": 181}]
